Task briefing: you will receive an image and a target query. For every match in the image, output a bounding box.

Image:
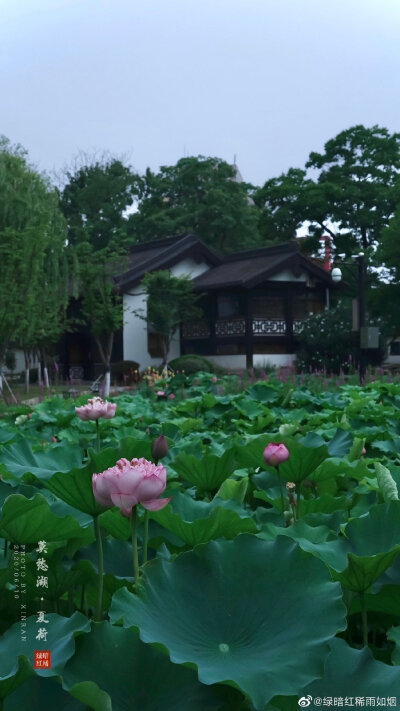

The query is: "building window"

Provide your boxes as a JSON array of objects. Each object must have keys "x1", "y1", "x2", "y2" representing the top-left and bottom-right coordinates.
[
  {"x1": 252, "y1": 296, "x2": 285, "y2": 319},
  {"x1": 390, "y1": 341, "x2": 400, "y2": 356},
  {"x1": 217, "y1": 294, "x2": 241, "y2": 319}
]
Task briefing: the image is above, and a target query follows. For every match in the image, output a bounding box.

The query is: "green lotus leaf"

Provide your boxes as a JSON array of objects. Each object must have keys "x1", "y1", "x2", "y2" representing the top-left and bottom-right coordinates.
[
  {"x1": 234, "y1": 434, "x2": 275, "y2": 471},
  {"x1": 215, "y1": 477, "x2": 248, "y2": 504},
  {"x1": 60, "y1": 622, "x2": 221, "y2": 711},
  {"x1": 234, "y1": 398, "x2": 265, "y2": 419},
  {"x1": 5, "y1": 675, "x2": 87, "y2": 711},
  {"x1": 98, "y1": 508, "x2": 131, "y2": 540},
  {"x1": 304, "y1": 637, "x2": 400, "y2": 697},
  {"x1": 0, "y1": 612, "x2": 90, "y2": 700},
  {"x1": 308, "y1": 457, "x2": 368, "y2": 483},
  {"x1": 74, "y1": 539, "x2": 135, "y2": 580},
  {"x1": 41, "y1": 462, "x2": 105, "y2": 516},
  {"x1": 350, "y1": 585, "x2": 400, "y2": 618},
  {"x1": 326, "y1": 428, "x2": 353, "y2": 457},
  {"x1": 246, "y1": 384, "x2": 278, "y2": 403},
  {"x1": 110, "y1": 535, "x2": 346, "y2": 710},
  {"x1": 88, "y1": 437, "x2": 153, "y2": 473},
  {"x1": 0, "y1": 440, "x2": 83, "y2": 482},
  {"x1": 0, "y1": 427, "x2": 17, "y2": 445},
  {"x1": 299, "y1": 494, "x2": 351, "y2": 517},
  {"x1": 387, "y1": 625, "x2": 400, "y2": 665},
  {"x1": 170, "y1": 449, "x2": 235, "y2": 492},
  {"x1": 0, "y1": 494, "x2": 94, "y2": 544},
  {"x1": 278, "y1": 439, "x2": 329, "y2": 483},
  {"x1": 258, "y1": 521, "x2": 348, "y2": 571},
  {"x1": 332, "y1": 502, "x2": 400, "y2": 592},
  {"x1": 149, "y1": 491, "x2": 256, "y2": 546}
]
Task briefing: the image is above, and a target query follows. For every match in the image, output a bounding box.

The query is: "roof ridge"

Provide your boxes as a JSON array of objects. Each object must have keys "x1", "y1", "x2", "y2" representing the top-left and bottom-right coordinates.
[
  {"x1": 222, "y1": 241, "x2": 299, "y2": 262},
  {"x1": 127, "y1": 232, "x2": 197, "y2": 253}
]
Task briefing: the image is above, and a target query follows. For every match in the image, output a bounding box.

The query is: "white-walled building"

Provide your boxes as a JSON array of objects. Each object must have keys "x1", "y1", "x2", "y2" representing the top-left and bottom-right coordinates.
[{"x1": 118, "y1": 233, "x2": 337, "y2": 370}]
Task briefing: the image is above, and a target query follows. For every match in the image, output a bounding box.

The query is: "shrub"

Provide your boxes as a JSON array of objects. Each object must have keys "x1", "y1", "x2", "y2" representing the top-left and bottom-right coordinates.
[
  {"x1": 169, "y1": 354, "x2": 223, "y2": 375},
  {"x1": 295, "y1": 302, "x2": 384, "y2": 374}
]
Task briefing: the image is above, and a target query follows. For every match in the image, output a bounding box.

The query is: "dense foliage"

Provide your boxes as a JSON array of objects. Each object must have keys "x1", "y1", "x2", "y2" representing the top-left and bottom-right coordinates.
[
  {"x1": 0, "y1": 137, "x2": 69, "y2": 386},
  {"x1": 1, "y1": 373, "x2": 400, "y2": 709}
]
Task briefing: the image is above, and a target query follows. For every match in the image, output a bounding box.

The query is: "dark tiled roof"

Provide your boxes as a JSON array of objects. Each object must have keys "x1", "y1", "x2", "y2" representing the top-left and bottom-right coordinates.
[
  {"x1": 118, "y1": 235, "x2": 335, "y2": 291},
  {"x1": 193, "y1": 242, "x2": 335, "y2": 289},
  {"x1": 118, "y1": 233, "x2": 220, "y2": 289},
  {"x1": 193, "y1": 252, "x2": 290, "y2": 288}
]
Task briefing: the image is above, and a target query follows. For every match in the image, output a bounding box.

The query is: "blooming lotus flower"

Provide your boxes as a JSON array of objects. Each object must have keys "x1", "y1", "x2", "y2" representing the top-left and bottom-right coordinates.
[
  {"x1": 75, "y1": 397, "x2": 116, "y2": 421},
  {"x1": 92, "y1": 457, "x2": 171, "y2": 517},
  {"x1": 156, "y1": 390, "x2": 165, "y2": 397},
  {"x1": 263, "y1": 442, "x2": 289, "y2": 467},
  {"x1": 168, "y1": 393, "x2": 175, "y2": 399},
  {"x1": 211, "y1": 376, "x2": 218, "y2": 383}
]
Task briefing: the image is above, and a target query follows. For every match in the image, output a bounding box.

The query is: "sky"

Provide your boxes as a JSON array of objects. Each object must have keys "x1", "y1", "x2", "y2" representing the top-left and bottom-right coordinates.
[{"x1": 1, "y1": 0, "x2": 400, "y2": 187}]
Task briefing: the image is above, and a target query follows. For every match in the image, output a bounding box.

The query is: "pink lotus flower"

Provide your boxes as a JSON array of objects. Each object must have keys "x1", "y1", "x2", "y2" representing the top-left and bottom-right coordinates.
[
  {"x1": 263, "y1": 442, "x2": 289, "y2": 467},
  {"x1": 168, "y1": 393, "x2": 175, "y2": 399},
  {"x1": 156, "y1": 390, "x2": 165, "y2": 397},
  {"x1": 75, "y1": 397, "x2": 116, "y2": 421},
  {"x1": 211, "y1": 376, "x2": 218, "y2": 383},
  {"x1": 92, "y1": 457, "x2": 171, "y2": 517}
]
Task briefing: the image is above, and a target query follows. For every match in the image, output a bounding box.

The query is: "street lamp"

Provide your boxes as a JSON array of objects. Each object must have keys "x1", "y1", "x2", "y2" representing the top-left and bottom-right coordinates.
[{"x1": 330, "y1": 253, "x2": 367, "y2": 385}]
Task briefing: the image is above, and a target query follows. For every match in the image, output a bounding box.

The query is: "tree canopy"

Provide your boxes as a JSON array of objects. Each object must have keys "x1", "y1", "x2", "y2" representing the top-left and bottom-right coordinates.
[
  {"x1": 256, "y1": 125, "x2": 400, "y2": 259},
  {"x1": 139, "y1": 270, "x2": 202, "y2": 364},
  {"x1": 129, "y1": 156, "x2": 260, "y2": 254},
  {"x1": 0, "y1": 136, "x2": 69, "y2": 386},
  {"x1": 60, "y1": 157, "x2": 136, "y2": 393},
  {"x1": 60, "y1": 158, "x2": 138, "y2": 251}
]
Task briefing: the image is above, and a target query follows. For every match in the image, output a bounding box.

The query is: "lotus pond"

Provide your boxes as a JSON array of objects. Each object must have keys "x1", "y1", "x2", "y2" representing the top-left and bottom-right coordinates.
[{"x1": 1, "y1": 371, "x2": 400, "y2": 710}]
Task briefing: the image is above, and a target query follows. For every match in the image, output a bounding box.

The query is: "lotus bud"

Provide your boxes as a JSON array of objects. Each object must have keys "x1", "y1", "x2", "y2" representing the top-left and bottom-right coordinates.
[
  {"x1": 151, "y1": 434, "x2": 168, "y2": 462},
  {"x1": 263, "y1": 442, "x2": 289, "y2": 467}
]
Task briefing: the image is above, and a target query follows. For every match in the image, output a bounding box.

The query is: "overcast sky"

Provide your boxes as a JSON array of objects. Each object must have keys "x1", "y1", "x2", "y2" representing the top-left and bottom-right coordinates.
[{"x1": 1, "y1": 0, "x2": 400, "y2": 187}]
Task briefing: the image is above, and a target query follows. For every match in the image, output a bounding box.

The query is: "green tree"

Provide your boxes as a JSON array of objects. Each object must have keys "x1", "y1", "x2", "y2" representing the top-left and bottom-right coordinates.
[
  {"x1": 61, "y1": 158, "x2": 137, "y2": 395},
  {"x1": 138, "y1": 270, "x2": 202, "y2": 365},
  {"x1": 256, "y1": 125, "x2": 400, "y2": 258},
  {"x1": 306, "y1": 124, "x2": 400, "y2": 253},
  {"x1": 130, "y1": 156, "x2": 260, "y2": 254},
  {"x1": 61, "y1": 158, "x2": 139, "y2": 250},
  {"x1": 254, "y1": 168, "x2": 331, "y2": 246},
  {"x1": 0, "y1": 137, "x2": 68, "y2": 395}
]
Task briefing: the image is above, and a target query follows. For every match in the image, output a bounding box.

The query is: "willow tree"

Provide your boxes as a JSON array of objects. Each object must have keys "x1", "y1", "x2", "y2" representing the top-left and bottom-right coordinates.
[{"x1": 0, "y1": 137, "x2": 69, "y2": 395}]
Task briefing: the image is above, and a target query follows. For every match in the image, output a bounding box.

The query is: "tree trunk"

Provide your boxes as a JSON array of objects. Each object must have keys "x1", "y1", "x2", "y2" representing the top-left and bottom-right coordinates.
[
  {"x1": 24, "y1": 350, "x2": 31, "y2": 394},
  {"x1": 95, "y1": 332, "x2": 114, "y2": 398},
  {"x1": 161, "y1": 336, "x2": 170, "y2": 368},
  {"x1": 42, "y1": 350, "x2": 50, "y2": 388}
]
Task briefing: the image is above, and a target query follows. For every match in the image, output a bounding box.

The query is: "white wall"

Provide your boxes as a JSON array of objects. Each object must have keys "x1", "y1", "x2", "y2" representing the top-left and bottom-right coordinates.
[
  {"x1": 206, "y1": 354, "x2": 296, "y2": 370},
  {"x1": 269, "y1": 269, "x2": 307, "y2": 282},
  {"x1": 3, "y1": 349, "x2": 39, "y2": 374},
  {"x1": 123, "y1": 258, "x2": 210, "y2": 368}
]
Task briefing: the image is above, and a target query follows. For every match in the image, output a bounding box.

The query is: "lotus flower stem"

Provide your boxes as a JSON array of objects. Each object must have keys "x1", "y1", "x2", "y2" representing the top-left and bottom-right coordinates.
[
  {"x1": 93, "y1": 516, "x2": 104, "y2": 621},
  {"x1": 95, "y1": 419, "x2": 100, "y2": 453},
  {"x1": 131, "y1": 506, "x2": 140, "y2": 584},
  {"x1": 142, "y1": 510, "x2": 149, "y2": 565},
  {"x1": 296, "y1": 486, "x2": 301, "y2": 520},
  {"x1": 3, "y1": 538, "x2": 7, "y2": 557},
  {"x1": 360, "y1": 592, "x2": 368, "y2": 647}
]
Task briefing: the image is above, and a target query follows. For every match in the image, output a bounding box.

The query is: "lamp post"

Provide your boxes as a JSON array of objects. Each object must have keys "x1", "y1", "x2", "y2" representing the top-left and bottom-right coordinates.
[{"x1": 330, "y1": 253, "x2": 366, "y2": 385}]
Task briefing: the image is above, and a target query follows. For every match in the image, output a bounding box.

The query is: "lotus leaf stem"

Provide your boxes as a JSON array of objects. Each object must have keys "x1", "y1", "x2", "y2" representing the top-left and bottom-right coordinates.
[
  {"x1": 94, "y1": 515, "x2": 104, "y2": 621},
  {"x1": 131, "y1": 506, "x2": 140, "y2": 585},
  {"x1": 142, "y1": 509, "x2": 149, "y2": 565}
]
